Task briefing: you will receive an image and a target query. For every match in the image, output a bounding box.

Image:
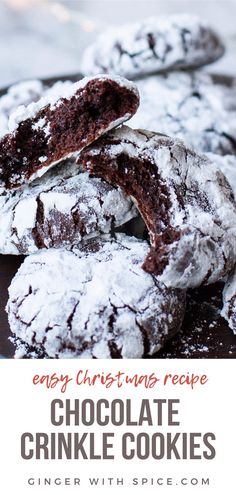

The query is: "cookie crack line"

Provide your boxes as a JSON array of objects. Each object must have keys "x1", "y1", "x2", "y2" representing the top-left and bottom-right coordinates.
[{"x1": 66, "y1": 301, "x2": 80, "y2": 332}]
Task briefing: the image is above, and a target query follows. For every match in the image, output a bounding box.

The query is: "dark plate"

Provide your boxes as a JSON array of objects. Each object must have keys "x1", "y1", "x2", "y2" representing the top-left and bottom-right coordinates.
[{"x1": 0, "y1": 73, "x2": 236, "y2": 359}]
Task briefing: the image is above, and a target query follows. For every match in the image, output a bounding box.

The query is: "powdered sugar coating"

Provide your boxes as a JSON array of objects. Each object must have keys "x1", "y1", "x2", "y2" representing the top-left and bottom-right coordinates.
[
  {"x1": 80, "y1": 126, "x2": 236, "y2": 289},
  {"x1": 81, "y1": 14, "x2": 224, "y2": 78},
  {"x1": 6, "y1": 234, "x2": 186, "y2": 359},
  {"x1": 0, "y1": 159, "x2": 137, "y2": 255},
  {"x1": 0, "y1": 79, "x2": 74, "y2": 138},
  {"x1": 221, "y1": 271, "x2": 236, "y2": 334},
  {"x1": 130, "y1": 71, "x2": 236, "y2": 155},
  {"x1": 206, "y1": 153, "x2": 236, "y2": 199},
  {"x1": 0, "y1": 80, "x2": 44, "y2": 138}
]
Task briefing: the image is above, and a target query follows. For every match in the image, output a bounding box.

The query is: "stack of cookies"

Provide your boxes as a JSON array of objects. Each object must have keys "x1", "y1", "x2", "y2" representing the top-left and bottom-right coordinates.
[{"x1": 2, "y1": 13, "x2": 236, "y2": 358}]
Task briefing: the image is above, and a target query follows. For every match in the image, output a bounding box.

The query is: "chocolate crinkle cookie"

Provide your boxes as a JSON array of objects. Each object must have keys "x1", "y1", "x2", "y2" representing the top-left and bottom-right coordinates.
[
  {"x1": 130, "y1": 71, "x2": 236, "y2": 155},
  {"x1": 81, "y1": 14, "x2": 224, "y2": 79},
  {"x1": 0, "y1": 74, "x2": 139, "y2": 189},
  {"x1": 6, "y1": 234, "x2": 186, "y2": 359},
  {"x1": 80, "y1": 126, "x2": 236, "y2": 290},
  {"x1": 0, "y1": 158, "x2": 137, "y2": 255}
]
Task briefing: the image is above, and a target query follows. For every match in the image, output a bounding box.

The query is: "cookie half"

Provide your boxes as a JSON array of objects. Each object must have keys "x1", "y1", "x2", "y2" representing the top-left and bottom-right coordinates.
[
  {"x1": 80, "y1": 126, "x2": 236, "y2": 289},
  {"x1": 0, "y1": 75, "x2": 139, "y2": 189},
  {"x1": 6, "y1": 234, "x2": 186, "y2": 359},
  {"x1": 0, "y1": 159, "x2": 137, "y2": 255},
  {"x1": 82, "y1": 14, "x2": 224, "y2": 78}
]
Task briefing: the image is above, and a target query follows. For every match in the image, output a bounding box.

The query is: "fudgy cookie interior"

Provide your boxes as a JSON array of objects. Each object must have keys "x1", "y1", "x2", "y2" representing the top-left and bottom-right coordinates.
[{"x1": 80, "y1": 144, "x2": 181, "y2": 276}]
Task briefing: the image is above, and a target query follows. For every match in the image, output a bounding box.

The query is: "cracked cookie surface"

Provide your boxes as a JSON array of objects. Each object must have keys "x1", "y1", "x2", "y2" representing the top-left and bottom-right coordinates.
[
  {"x1": 130, "y1": 71, "x2": 236, "y2": 155},
  {"x1": 0, "y1": 75, "x2": 139, "y2": 189},
  {"x1": 81, "y1": 14, "x2": 224, "y2": 78},
  {"x1": 6, "y1": 234, "x2": 186, "y2": 359},
  {"x1": 80, "y1": 126, "x2": 236, "y2": 289},
  {"x1": 0, "y1": 158, "x2": 137, "y2": 255}
]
